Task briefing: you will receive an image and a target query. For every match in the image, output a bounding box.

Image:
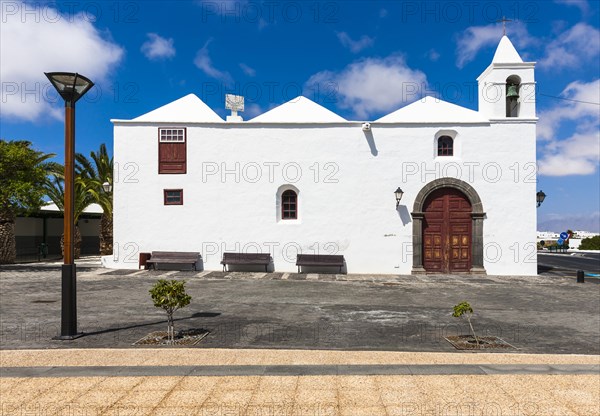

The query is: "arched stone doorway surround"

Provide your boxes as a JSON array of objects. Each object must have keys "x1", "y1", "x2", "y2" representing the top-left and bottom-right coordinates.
[{"x1": 411, "y1": 178, "x2": 486, "y2": 274}]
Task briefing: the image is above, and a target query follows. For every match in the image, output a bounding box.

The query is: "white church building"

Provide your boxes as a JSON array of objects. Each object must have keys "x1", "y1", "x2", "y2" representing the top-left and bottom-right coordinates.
[{"x1": 109, "y1": 36, "x2": 538, "y2": 275}]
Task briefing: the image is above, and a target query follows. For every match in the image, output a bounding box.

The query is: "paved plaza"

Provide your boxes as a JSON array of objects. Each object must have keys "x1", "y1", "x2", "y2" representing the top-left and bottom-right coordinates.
[{"x1": 1, "y1": 258, "x2": 599, "y2": 415}]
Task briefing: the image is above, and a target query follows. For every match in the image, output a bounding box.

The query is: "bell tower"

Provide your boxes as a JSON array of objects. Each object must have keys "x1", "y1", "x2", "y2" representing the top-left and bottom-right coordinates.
[{"x1": 477, "y1": 36, "x2": 536, "y2": 120}]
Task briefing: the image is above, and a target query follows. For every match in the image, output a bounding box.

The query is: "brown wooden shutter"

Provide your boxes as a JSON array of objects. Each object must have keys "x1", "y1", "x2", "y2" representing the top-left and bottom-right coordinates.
[{"x1": 158, "y1": 128, "x2": 186, "y2": 174}]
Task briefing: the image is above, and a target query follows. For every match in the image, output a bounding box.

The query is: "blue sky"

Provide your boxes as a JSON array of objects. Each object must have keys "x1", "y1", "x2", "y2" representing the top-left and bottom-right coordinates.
[{"x1": 1, "y1": 0, "x2": 599, "y2": 231}]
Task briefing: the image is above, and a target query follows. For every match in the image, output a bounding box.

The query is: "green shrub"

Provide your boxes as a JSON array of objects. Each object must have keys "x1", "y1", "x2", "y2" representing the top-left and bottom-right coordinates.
[
  {"x1": 453, "y1": 301, "x2": 480, "y2": 346},
  {"x1": 579, "y1": 235, "x2": 600, "y2": 250},
  {"x1": 149, "y1": 279, "x2": 192, "y2": 344}
]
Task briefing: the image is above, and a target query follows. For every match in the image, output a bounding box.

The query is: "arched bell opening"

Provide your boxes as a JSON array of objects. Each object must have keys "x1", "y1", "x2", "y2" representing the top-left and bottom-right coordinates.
[{"x1": 506, "y1": 75, "x2": 521, "y2": 117}]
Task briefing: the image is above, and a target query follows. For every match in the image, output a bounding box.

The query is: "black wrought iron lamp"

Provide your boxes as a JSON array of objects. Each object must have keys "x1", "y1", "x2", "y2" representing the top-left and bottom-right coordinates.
[
  {"x1": 394, "y1": 187, "x2": 404, "y2": 207},
  {"x1": 536, "y1": 190, "x2": 546, "y2": 208}
]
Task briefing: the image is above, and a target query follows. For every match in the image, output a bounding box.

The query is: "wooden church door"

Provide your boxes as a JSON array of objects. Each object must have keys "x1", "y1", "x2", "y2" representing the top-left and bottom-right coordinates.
[{"x1": 423, "y1": 188, "x2": 472, "y2": 273}]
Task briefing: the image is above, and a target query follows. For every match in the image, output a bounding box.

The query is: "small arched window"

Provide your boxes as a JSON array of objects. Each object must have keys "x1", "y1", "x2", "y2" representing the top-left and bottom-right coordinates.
[
  {"x1": 437, "y1": 136, "x2": 453, "y2": 156},
  {"x1": 281, "y1": 190, "x2": 298, "y2": 219}
]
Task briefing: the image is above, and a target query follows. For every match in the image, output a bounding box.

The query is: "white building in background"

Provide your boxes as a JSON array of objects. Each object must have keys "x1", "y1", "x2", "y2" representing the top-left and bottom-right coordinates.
[
  {"x1": 15, "y1": 203, "x2": 102, "y2": 259},
  {"x1": 109, "y1": 36, "x2": 538, "y2": 275},
  {"x1": 572, "y1": 230, "x2": 599, "y2": 239},
  {"x1": 537, "y1": 231, "x2": 560, "y2": 240}
]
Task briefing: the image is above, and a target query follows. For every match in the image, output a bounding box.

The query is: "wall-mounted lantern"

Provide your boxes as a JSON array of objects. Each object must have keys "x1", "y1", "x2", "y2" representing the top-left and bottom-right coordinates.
[
  {"x1": 102, "y1": 181, "x2": 112, "y2": 193},
  {"x1": 394, "y1": 187, "x2": 404, "y2": 207},
  {"x1": 536, "y1": 190, "x2": 546, "y2": 208}
]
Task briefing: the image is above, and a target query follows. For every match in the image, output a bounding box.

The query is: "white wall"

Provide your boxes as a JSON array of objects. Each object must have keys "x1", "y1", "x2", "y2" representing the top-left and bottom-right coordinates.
[{"x1": 112, "y1": 120, "x2": 537, "y2": 275}]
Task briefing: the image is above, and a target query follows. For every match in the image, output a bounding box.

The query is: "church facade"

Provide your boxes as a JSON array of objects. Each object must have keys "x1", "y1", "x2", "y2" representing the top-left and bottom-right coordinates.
[{"x1": 109, "y1": 36, "x2": 538, "y2": 275}]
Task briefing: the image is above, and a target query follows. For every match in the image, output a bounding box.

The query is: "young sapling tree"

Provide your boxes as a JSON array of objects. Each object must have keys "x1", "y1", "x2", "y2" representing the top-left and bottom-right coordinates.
[
  {"x1": 453, "y1": 301, "x2": 480, "y2": 346},
  {"x1": 149, "y1": 279, "x2": 192, "y2": 344}
]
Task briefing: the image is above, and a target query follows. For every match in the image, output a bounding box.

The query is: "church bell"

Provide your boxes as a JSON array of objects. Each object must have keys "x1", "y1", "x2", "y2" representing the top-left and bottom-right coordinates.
[{"x1": 506, "y1": 84, "x2": 519, "y2": 99}]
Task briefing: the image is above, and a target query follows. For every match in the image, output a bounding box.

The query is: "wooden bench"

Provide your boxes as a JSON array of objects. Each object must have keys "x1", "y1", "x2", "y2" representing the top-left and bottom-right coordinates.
[
  {"x1": 221, "y1": 252, "x2": 271, "y2": 272},
  {"x1": 146, "y1": 251, "x2": 201, "y2": 271},
  {"x1": 296, "y1": 254, "x2": 345, "y2": 273}
]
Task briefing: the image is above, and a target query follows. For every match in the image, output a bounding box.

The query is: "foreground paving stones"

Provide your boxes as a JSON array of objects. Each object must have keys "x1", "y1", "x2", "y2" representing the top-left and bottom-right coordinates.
[
  {"x1": 2, "y1": 373, "x2": 599, "y2": 415},
  {"x1": 1, "y1": 349, "x2": 599, "y2": 415}
]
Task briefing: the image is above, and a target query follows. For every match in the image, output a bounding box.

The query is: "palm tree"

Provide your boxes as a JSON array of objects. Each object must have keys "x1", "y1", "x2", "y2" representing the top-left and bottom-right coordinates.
[
  {"x1": 44, "y1": 167, "x2": 96, "y2": 259},
  {"x1": 75, "y1": 144, "x2": 113, "y2": 255},
  {"x1": 0, "y1": 140, "x2": 57, "y2": 264}
]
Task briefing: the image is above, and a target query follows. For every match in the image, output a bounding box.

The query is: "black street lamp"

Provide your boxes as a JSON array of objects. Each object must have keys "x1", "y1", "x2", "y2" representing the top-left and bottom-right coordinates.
[
  {"x1": 45, "y1": 72, "x2": 94, "y2": 340},
  {"x1": 394, "y1": 187, "x2": 404, "y2": 207},
  {"x1": 536, "y1": 190, "x2": 546, "y2": 208}
]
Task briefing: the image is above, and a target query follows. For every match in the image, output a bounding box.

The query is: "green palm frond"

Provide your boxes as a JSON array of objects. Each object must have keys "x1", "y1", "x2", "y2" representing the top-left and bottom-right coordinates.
[
  {"x1": 75, "y1": 153, "x2": 96, "y2": 179},
  {"x1": 44, "y1": 173, "x2": 97, "y2": 222},
  {"x1": 74, "y1": 144, "x2": 113, "y2": 215}
]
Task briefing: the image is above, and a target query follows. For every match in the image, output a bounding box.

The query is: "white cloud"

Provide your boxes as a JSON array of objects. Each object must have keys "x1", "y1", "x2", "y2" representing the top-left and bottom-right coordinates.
[
  {"x1": 141, "y1": 33, "x2": 175, "y2": 61},
  {"x1": 239, "y1": 63, "x2": 256, "y2": 77},
  {"x1": 305, "y1": 55, "x2": 427, "y2": 119},
  {"x1": 538, "y1": 23, "x2": 600, "y2": 70},
  {"x1": 193, "y1": 39, "x2": 233, "y2": 84},
  {"x1": 455, "y1": 22, "x2": 536, "y2": 68},
  {"x1": 538, "y1": 131, "x2": 600, "y2": 175},
  {"x1": 0, "y1": 1, "x2": 123, "y2": 122},
  {"x1": 538, "y1": 79, "x2": 600, "y2": 176},
  {"x1": 537, "y1": 79, "x2": 600, "y2": 141},
  {"x1": 336, "y1": 32, "x2": 375, "y2": 53},
  {"x1": 426, "y1": 49, "x2": 440, "y2": 62},
  {"x1": 554, "y1": 0, "x2": 590, "y2": 15}
]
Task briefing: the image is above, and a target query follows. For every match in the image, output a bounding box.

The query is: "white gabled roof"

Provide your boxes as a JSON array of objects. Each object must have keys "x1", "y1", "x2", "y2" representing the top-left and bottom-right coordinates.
[
  {"x1": 375, "y1": 96, "x2": 487, "y2": 123},
  {"x1": 492, "y1": 35, "x2": 523, "y2": 64},
  {"x1": 248, "y1": 96, "x2": 347, "y2": 123},
  {"x1": 41, "y1": 202, "x2": 104, "y2": 214},
  {"x1": 133, "y1": 94, "x2": 224, "y2": 123}
]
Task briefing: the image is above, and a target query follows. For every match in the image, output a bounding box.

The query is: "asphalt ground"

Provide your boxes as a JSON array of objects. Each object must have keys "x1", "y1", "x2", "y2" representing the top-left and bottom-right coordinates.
[
  {"x1": 538, "y1": 252, "x2": 600, "y2": 281},
  {"x1": 1, "y1": 259, "x2": 599, "y2": 354}
]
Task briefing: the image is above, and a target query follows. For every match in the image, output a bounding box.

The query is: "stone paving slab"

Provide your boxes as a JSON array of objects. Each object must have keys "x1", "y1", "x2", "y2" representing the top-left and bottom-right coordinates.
[{"x1": 1, "y1": 372, "x2": 599, "y2": 416}]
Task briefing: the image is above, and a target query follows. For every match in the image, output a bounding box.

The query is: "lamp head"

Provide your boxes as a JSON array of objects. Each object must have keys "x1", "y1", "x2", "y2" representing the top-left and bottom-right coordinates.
[
  {"x1": 45, "y1": 72, "x2": 94, "y2": 104},
  {"x1": 394, "y1": 187, "x2": 404, "y2": 206},
  {"x1": 536, "y1": 190, "x2": 546, "y2": 207}
]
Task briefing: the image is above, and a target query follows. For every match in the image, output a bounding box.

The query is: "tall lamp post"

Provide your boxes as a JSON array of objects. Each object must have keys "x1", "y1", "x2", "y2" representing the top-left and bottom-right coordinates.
[{"x1": 45, "y1": 72, "x2": 94, "y2": 340}]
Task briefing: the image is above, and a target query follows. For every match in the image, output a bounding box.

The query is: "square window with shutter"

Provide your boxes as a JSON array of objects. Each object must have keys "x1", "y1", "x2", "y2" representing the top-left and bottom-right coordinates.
[
  {"x1": 164, "y1": 189, "x2": 183, "y2": 205},
  {"x1": 158, "y1": 128, "x2": 186, "y2": 174}
]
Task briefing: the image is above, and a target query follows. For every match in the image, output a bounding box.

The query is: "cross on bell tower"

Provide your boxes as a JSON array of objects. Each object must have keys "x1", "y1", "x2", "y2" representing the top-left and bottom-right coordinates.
[{"x1": 497, "y1": 16, "x2": 513, "y2": 36}]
